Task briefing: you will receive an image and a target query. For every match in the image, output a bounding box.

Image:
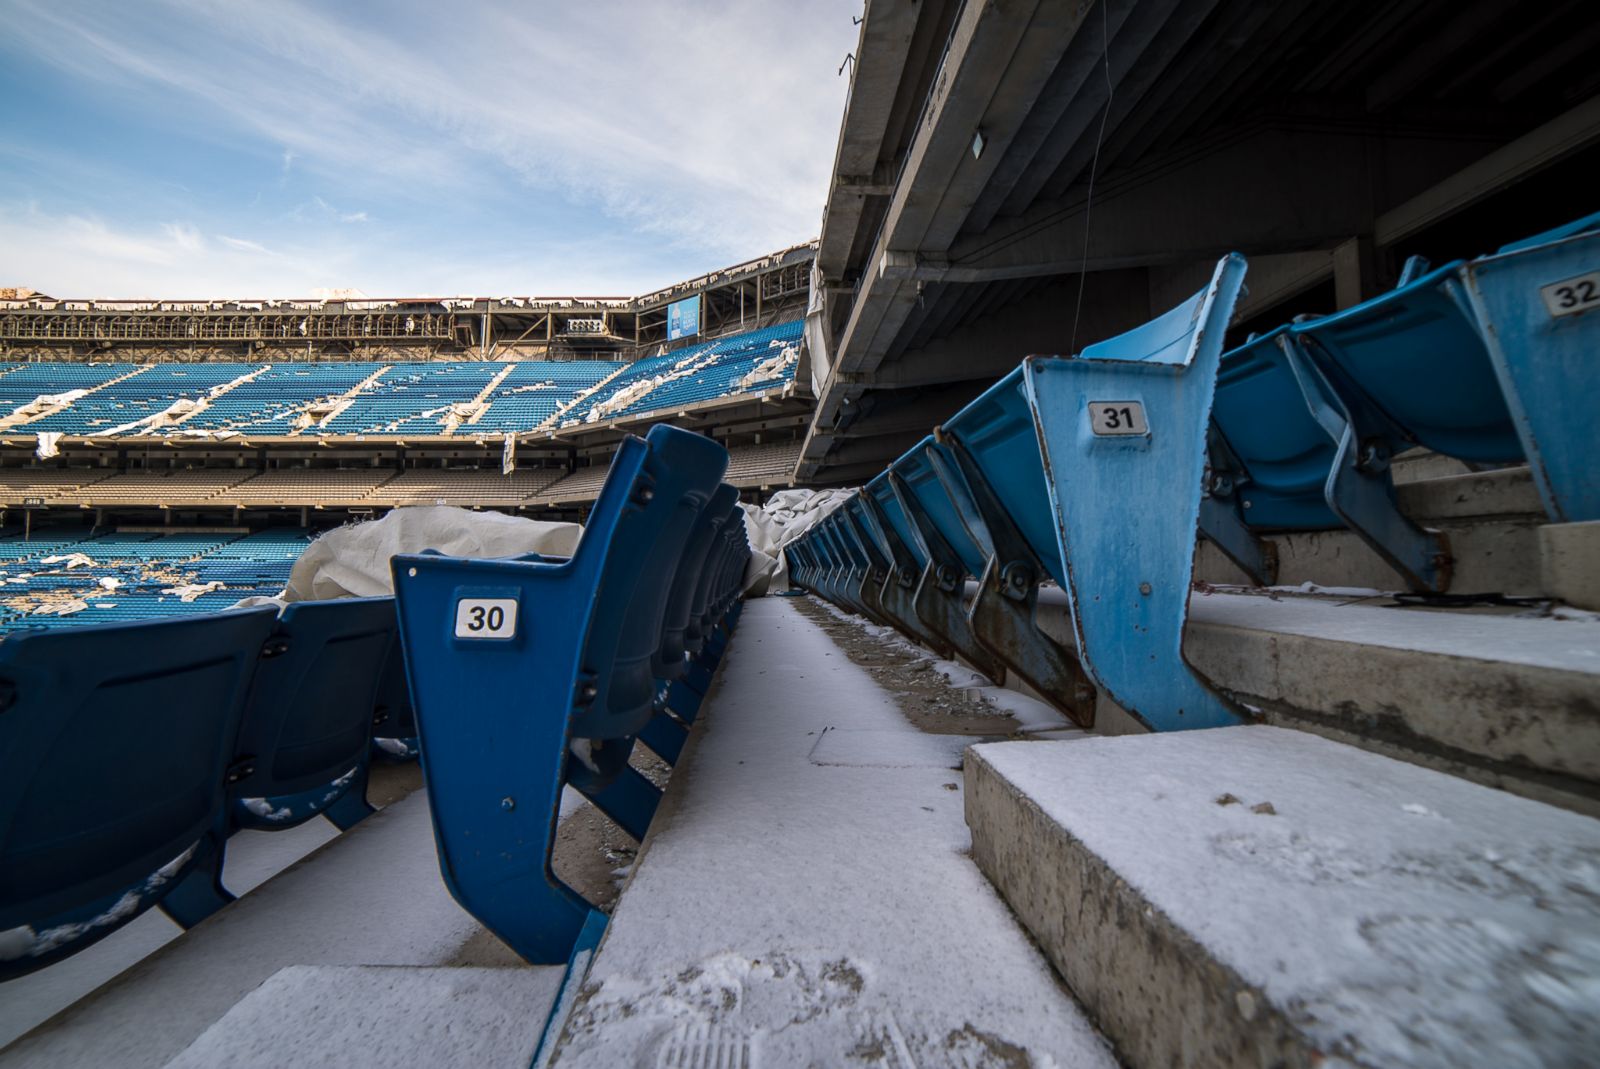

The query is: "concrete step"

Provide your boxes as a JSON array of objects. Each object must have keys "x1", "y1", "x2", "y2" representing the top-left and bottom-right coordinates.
[
  {"x1": 546, "y1": 597, "x2": 1118, "y2": 1067},
  {"x1": 1026, "y1": 588, "x2": 1600, "y2": 818},
  {"x1": 1199, "y1": 465, "x2": 1545, "y2": 594},
  {"x1": 964, "y1": 726, "x2": 1600, "y2": 1069},
  {"x1": 161, "y1": 965, "x2": 563, "y2": 1069}
]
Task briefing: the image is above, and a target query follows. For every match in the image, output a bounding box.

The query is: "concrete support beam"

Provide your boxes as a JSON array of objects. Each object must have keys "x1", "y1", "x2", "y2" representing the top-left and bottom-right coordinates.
[
  {"x1": 1375, "y1": 93, "x2": 1600, "y2": 247},
  {"x1": 817, "y1": 0, "x2": 924, "y2": 280},
  {"x1": 939, "y1": 126, "x2": 1496, "y2": 282},
  {"x1": 1331, "y1": 235, "x2": 1378, "y2": 309}
]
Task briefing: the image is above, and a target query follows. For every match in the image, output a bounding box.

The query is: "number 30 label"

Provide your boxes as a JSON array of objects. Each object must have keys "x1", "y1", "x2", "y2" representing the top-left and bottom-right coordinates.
[
  {"x1": 455, "y1": 598, "x2": 518, "y2": 639},
  {"x1": 1540, "y1": 272, "x2": 1600, "y2": 318},
  {"x1": 1088, "y1": 401, "x2": 1148, "y2": 436}
]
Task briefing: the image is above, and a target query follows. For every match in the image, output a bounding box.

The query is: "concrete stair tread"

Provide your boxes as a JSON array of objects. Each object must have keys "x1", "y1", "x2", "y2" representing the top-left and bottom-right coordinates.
[
  {"x1": 1186, "y1": 588, "x2": 1599, "y2": 674},
  {"x1": 548, "y1": 597, "x2": 1118, "y2": 1067},
  {"x1": 161, "y1": 965, "x2": 563, "y2": 1069},
  {"x1": 966, "y1": 726, "x2": 1600, "y2": 1069}
]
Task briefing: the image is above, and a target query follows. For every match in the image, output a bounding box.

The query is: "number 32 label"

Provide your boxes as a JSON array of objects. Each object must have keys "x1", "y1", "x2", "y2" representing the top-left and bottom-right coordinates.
[
  {"x1": 1088, "y1": 401, "x2": 1148, "y2": 436},
  {"x1": 455, "y1": 597, "x2": 518, "y2": 639},
  {"x1": 1540, "y1": 272, "x2": 1600, "y2": 318}
]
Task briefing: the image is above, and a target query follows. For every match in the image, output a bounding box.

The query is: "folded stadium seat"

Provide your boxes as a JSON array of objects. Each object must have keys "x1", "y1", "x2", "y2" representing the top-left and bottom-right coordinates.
[
  {"x1": 682, "y1": 494, "x2": 748, "y2": 659},
  {"x1": 818, "y1": 254, "x2": 1249, "y2": 732},
  {"x1": 228, "y1": 598, "x2": 397, "y2": 834},
  {"x1": 884, "y1": 437, "x2": 1097, "y2": 726},
  {"x1": 370, "y1": 636, "x2": 420, "y2": 761},
  {"x1": 660, "y1": 489, "x2": 747, "y2": 727},
  {"x1": 859, "y1": 482, "x2": 958, "y2": 656},
  {"x1": 882, "y1": 460, "x2": 1009, "y2": 680},
  {"x1": 831, "y1": 505, "x2": 901, "y2": 633},
  {"x1": 1460, "y1": 224, "x2": 1600, "y2": 523},
  {"x1": 1214, "y1": 259, "x2": 1527, "y2": 592},
  {"x1": 0, "y1": 607, "x2": 281, "y2": 979},
  {"x1": 389, "y1": 423, "x2": 731, "y2": 963},
  {"x1": 635, "y1": 482, "x2": 742, "y2": 764}
]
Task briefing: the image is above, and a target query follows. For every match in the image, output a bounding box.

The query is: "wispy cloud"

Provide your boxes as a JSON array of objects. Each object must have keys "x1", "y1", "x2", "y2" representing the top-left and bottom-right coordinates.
[
  {"x1": 217, "y1": 234, "x2": 269, "y2": 254},
  {"x1": 0, "y1": 0, "x2": 860, "y2": 296}
]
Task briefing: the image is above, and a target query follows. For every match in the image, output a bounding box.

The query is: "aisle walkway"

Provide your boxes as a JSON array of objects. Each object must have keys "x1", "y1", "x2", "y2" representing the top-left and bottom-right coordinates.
[{"x1": 549, "y1": 596, "x2": 1115, "y2": 1067}]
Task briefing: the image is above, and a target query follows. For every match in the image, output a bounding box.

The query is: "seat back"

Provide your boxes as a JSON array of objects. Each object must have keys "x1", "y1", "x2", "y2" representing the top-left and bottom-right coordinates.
[
  {"x1": 371, "y1": 634, "x2": 418, "y2": 759},
  {"x1": 1461, "y1": 227, "x2": 1600, "y2": 522},
  {"x1": 1290, "y1": 263, "x2": 1521, "y2": 463},
  {"x1": 572, "y1": 427, "x2": 729, "y2": 742},
  {"x1": 390, "y1": 425, "x2": 725, "y2": 963},
  {"x1": 0, "y1": 608, "x2": 279, "y2": 976},
  {"x1": 674, "y1": 485, "x2": 741, "y2": 660},
  {"x1": 940, "y1": 367, "x2": 1066, "y2": 586},
  {"x1": 891, "y1": 437, "x2": 989, "y2": 579},
  {"x1": 1211, "y1": 328, "x2": 1342, "y2": 529},
  {"x1": 229, "y1": 597, "x2": 396, "y2": 828}
]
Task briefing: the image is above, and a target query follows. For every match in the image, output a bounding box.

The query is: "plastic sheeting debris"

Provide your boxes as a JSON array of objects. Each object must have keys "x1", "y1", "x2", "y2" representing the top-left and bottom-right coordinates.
[
  {"x1": 278, "y1": 505, "x2": 581, "y2": 602},
  {"x1": 35, "y1": 432, "x2": 62, "y2": 459},
  {"x1": 739, "y1": 487, "x2": 857, "y2": 596}
]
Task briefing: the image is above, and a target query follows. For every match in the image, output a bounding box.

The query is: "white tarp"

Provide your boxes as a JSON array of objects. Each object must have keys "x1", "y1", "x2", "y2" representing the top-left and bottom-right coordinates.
[
  {"x1": 279, "y1": 505, "x2": 582, "y2": 602},
  {"x1": 739, "y1": 487, "x2": 857, "y2": 596},
  {"x1": 35, "y1": 431, "x2": 62, "y2": 459}
]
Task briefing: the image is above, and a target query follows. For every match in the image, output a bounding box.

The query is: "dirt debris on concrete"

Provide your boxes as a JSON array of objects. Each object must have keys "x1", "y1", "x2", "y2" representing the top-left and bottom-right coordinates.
[{"x1": 789, "y1": 594, "x2": 1022, "y2": 738}]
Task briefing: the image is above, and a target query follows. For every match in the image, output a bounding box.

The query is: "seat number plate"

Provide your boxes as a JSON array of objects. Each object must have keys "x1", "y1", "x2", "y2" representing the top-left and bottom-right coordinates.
[
  {"x1": 1088, "y1": 401, "x2": 1148, "y2": 436},
  {"x1": 455, "y1": 598, "x2": 518, "y2": 639},
  {"x1": 1540, "y1": 272, "x2": 1600, "y2": 318}
]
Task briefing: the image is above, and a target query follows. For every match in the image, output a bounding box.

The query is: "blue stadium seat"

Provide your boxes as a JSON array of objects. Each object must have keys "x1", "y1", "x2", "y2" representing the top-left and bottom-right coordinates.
[
  {"x1": 370, "y1": 636, "x2": 420, "y2": 761},
  {"x1": 881, "y1": 453, "x2": 1009, "y2": 681},
  {"x1": 1213, "y1": 257, "x2": 1530, "y2": 592},
  {"x1": 798, "y1": 255, "x2": 1249, "y2": 731},
  {"x1": 389, "y1": 423, "x2": 731, "y2": 963},
  {"x1": 1461, "y1": 225, "x2": 1600, "y2": 522},
  {"x1": 890, "y1": 435, "x2": 1098, "y2": 726},
  {"x1": 228, "y1": 598, "x2": 397, "y2": 833},
  {"x1": 0, "y1": 608, "x2": 280, "y2": 979}
]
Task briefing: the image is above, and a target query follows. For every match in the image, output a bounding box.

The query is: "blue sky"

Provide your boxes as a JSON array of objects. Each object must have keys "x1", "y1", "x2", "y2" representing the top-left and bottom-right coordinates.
[{"x1": 0, "y1": 0, "x2": 860, "y2": 298}]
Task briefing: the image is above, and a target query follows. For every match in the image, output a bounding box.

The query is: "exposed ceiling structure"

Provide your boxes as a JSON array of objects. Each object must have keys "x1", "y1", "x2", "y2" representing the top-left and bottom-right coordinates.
[{"x1": 798, "y1": 0, "x2": 1600, "y2": 482}]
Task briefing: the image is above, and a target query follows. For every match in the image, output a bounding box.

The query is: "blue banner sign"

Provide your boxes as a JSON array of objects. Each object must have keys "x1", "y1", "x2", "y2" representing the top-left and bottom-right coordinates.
[{"x1": 667, "y1": 295, "x2": 701, "y2": 341}]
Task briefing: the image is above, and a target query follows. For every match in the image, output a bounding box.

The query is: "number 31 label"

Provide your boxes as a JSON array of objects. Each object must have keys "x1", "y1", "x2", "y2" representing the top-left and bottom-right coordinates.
[
  {"x1": 1540, "y1": 272, "x2": 1600, "y2": 318},
  {"x1": 455, "y1": 597, "x2": 518, "y2": 639},
  {"x1": 1088, "y1": 401, "x2": 1148, "y2": 436}
]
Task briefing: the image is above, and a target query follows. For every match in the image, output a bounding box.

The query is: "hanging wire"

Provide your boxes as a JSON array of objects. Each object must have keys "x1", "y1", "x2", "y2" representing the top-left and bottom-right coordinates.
[{"x1": 1069, "y1": 1, "x2": 1115, "y2": 356}]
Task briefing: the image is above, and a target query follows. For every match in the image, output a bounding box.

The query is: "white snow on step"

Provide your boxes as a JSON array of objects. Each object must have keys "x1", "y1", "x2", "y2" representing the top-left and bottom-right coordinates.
[
  {"x1": 1189, "y1": 590, "x2": 1600, "y2": 673},
  {"x1": 974, "y1": 726, "x2": 1600, "y2": 1068},
  {"x1": 0, "y1": 794, "x2": 504, "y2": 1069},
  {"x1": 551, "y1": 598, "x2": 1116, "y2": 1067},
  {"x1": 162, "y1": 965, "x2": 562, "y2": 1069},
  {"x1": 807, "y1": 726, "x2": 983, "y2": 768}
]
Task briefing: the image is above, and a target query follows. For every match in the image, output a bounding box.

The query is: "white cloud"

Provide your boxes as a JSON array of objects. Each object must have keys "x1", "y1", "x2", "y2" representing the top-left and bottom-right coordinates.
[
  {"x1": 217, "y1": 234, "x2": 269, "y2": 253},
  {"x1": 0, "y1": 0, "x2": 862, "y2": 297},
  {"x1": 2, "y1": 0, "x2": 858, "y2": 256},
  {"x1": 162, "y1": 222, "x2": 205, "y2": 253}
]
